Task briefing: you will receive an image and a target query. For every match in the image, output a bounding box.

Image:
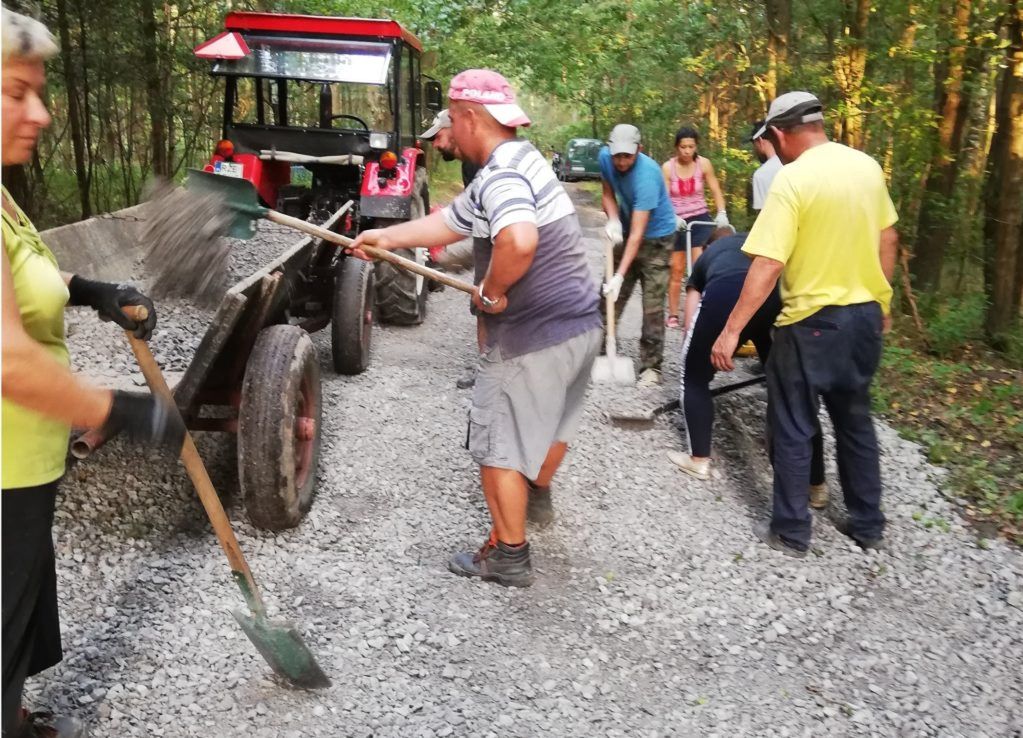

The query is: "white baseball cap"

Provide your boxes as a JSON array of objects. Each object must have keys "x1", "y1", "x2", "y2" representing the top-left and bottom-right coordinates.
[
  {"x1": 421, "y1": 109, "x2": 451, "y2": 141},
  {"x1": 753, "y1": 91, "x2": 824, "y2": 139},
  {"x1": 608, "y1": 124, "x2": 641, "y2": 155}
]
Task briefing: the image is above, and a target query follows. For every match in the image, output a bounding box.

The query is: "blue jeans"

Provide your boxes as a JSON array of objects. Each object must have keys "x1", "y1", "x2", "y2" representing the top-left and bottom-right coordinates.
[{"x1": 766, "y1": 303, "x2": 885, "y2": 547}]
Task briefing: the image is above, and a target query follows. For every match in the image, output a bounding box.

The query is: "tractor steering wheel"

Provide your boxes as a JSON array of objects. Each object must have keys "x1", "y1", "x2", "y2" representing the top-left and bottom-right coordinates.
[{"x1": 330, "y1": 114, "x2": 370, "y2": 130}]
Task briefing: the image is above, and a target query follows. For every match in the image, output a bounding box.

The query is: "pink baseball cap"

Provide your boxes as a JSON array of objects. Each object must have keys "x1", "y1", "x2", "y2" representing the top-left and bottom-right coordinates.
[{"x1": 448, "y1": 69, "x2": 531, "y2": 128}]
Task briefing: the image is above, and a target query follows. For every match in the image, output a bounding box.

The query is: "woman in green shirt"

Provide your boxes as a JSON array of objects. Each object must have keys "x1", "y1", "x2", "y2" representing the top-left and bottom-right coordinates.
[{"x1": 1, "y1": 8, "x2": 184, "y2": 736}]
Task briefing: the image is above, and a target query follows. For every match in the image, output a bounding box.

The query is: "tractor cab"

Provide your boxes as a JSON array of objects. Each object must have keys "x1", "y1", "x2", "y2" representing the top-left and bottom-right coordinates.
[{"x1": 197, "y1": 11, "x2": 442, "y2": 223}]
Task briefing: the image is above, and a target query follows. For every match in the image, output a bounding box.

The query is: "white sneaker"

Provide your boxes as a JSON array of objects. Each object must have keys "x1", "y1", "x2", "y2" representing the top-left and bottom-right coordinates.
[
  {"x1": 636, "y1": 368, "x2": 662, "y2": 388},
  {"x1": 666, "y1": 451, "x2": 711, "y2": 480}
]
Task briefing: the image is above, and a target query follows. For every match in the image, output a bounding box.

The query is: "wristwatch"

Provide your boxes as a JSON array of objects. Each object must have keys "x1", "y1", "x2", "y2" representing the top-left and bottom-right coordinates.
[{"x1": 478, "y1": 284, "x2": 499, "y2": 309}]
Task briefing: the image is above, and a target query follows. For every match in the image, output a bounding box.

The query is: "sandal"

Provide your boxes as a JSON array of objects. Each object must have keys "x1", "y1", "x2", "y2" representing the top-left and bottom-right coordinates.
[{"x1": 665, "y1": 315, "x2": 680, "y2": 328}]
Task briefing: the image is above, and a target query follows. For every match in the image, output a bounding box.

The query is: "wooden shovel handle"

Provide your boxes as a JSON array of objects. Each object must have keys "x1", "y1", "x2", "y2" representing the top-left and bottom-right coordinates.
[
  {"x1": 266, "y1": 209, "x2": 476, "y2": 295},
  {"x1": 604, "y1": 238, "x2": 618, "y2": 356},
  {"x1": 121, "y1": 307, "x2": 265, "y2": 614}
]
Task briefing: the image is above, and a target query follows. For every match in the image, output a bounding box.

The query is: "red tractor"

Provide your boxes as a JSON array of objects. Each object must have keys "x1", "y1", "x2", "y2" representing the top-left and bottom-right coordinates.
[{"x1": 196, "y1": 11, "x2": 443, "y2": 371}]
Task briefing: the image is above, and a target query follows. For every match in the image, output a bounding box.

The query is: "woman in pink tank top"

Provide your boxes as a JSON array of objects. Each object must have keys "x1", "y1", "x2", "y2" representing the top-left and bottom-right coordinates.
[{"x1": 661, "y1": 127, "x2": 728, "y2": 327}]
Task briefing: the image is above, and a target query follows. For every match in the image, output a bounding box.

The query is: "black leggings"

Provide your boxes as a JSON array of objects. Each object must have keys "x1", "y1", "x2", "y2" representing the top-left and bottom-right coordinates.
[
  {"x1": 3, "y1": 482, "x2": 63, "y2": 737},
  {"x1": 681, "y1": 278, "x2": 825, "y2": 484}
]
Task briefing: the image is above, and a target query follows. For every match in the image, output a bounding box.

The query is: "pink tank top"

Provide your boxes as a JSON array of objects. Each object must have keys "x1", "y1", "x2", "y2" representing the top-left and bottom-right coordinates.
[{"x1": 669, "y1": 158, "x2": 708, "y2": 219}]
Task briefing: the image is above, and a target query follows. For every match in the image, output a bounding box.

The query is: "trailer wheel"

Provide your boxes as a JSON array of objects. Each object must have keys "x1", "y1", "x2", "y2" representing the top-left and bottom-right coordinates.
[
  {"x1": 332, "y1": 256, "x2": 374, "y2": 375},
  {"x1": 238, "y1": 325, "x2": 321, "y2": 530},
  {"x1": 374, "y1": 167, "x2": 429, "y2": 325}
]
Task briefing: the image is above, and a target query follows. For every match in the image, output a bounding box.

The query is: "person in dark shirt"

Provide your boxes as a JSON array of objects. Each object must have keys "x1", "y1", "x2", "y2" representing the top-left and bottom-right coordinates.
[{"x1": 668, "y1": 230, "x2": 825, "y2": 504}]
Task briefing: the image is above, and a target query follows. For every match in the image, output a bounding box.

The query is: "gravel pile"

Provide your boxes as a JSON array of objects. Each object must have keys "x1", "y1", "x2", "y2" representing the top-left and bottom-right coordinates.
[
  {"x1": 65, "y1": 220, "x2": 301, "y2": 377},
  {"x1": 31, "y1": 187, "x2": 1023, "y2": 736}
]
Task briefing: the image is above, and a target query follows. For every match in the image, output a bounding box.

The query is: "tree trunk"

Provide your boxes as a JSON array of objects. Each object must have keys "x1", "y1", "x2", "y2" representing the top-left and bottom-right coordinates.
[
  {"x1": 984, "y1": 0, "x2": 1023, "y2": 341},
  {"x1": 832, "y1": 0, "x2": 870, "y2": 148},
  {"x1": 911, "y1": 0, "x2": 975, "y2": 291},
  {"x1": 55, "y1": 0, "x2": 91, "y2": 219},
  {"x1": 140, "y1": 0, "x2": 168, "y2": 178},
  {"x1": 765, "y1": 0, "x2": 791, "y2": 100}
]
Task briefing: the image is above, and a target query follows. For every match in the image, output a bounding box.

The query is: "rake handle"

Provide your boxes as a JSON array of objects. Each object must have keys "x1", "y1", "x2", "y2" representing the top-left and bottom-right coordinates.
[
  {"x1": 266, "y1": 210, "x2": 476, "y2": 295},
  {"x1": 121, "y1": 306, "x2": 266, "y2": 616}
]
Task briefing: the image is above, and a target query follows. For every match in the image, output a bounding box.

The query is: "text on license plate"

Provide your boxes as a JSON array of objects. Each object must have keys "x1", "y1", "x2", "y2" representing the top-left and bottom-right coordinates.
[
  {"x1": 214, "y1": 161, "x2": 244, "y2": 178},
  {"x1": 572, "y1": 166, "x2": 585, "y2": 172}
]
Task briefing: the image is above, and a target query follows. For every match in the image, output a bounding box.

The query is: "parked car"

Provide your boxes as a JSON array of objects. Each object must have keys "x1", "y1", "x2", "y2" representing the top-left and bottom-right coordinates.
[{"x1": 557, "y1": 138, "x2": 603, "y2": 181}]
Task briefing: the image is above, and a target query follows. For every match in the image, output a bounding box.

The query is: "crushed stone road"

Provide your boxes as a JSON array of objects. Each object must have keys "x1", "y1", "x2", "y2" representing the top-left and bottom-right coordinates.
[{"x1": 31, "y1": 184, "x2": 1023, "y2": 737}]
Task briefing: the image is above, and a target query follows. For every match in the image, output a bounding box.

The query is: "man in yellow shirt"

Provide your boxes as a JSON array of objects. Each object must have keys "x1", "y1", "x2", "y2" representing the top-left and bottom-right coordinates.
[{"x1": 711, "y1": 91, "x2": 898, "y2": 557}]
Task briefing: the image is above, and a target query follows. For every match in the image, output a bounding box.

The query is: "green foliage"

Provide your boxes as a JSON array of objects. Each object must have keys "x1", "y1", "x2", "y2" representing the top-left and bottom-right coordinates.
[{"x1": 920, "y1": 293, "x2": 988, "y2": 358}]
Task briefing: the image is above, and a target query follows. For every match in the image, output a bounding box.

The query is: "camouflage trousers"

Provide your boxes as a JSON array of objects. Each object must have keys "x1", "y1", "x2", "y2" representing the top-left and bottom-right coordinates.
[{"x1": 603, "y1": 235, "x2": 673, "y2": 372}]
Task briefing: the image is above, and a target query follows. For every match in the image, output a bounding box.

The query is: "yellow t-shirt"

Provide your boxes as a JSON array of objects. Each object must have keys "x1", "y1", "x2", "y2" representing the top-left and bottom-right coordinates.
[
  {"x1": 2, "y1": 188, "x2": 71, "y2": 489},
  {"x1": 742, "y1": 141, "x2": 898, "y2": 326}
]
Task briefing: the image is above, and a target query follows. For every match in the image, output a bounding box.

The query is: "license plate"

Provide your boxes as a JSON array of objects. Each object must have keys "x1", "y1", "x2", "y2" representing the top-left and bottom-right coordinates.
[
  {"x1": 214, "y1": 161, "x2": 244, "y2": 178},
  {"x1": 572, "y1": 166, "x2": 585, "y2": 172}
]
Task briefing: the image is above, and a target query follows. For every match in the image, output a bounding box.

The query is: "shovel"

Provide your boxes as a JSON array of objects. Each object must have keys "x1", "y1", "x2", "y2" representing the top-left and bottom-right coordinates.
[
  {"x1": 591, "y1": 238, "x2": 636, "y2": 385},
  {"x1": 185, "y1": 169, "x2": 474, "y2": 294},
  {"x1": 608, "y1": 375, "x2": 767, "y2": 430},
  {"x1": 122, "y1": 308, "x2": 330, "y2": 689}
]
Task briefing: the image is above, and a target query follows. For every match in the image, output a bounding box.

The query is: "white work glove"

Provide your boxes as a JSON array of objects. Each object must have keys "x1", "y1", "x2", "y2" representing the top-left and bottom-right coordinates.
[
  {"x1": 604, "y1": 218, "x2": 624, "y2": 245},
  {"x1": 675, "y1": 214, "x2": 686, "y2": 232},
  {"x1": 715, "y1": 210, "x2": 730, "y2": 229},
  {"x1": 602, "y1": 273, "x2": 624, "y2": 303}
]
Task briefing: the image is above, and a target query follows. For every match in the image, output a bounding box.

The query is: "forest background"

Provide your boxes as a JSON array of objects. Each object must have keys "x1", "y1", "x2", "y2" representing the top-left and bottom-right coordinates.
[{"x1": 3, "y1": 0, "x2": 1022, "y2": 539}]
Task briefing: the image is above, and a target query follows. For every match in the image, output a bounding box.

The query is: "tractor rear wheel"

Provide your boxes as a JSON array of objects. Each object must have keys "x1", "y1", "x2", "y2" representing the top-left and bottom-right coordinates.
[
  {"x1": 374, "y1": 167, "x2": 429, "y2": 325},
  {"x1": 332, "y1": 256, "x2": 375, "y2": 375},
  {"x1": 238, "y1": 325, "x2": 321, "y2": 530}
]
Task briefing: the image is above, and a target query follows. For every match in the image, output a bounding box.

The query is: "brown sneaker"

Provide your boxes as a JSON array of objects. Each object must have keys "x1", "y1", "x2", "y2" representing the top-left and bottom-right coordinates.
[
  {"x1": 448, "y1": 533, "x2": 534, "y2": 587},
  {"x1": 809, "y1": 483, "x2": 829, "y2": 509},
  {"x1": 527, "y1": 483, "x2": 554, "y2": 528}
]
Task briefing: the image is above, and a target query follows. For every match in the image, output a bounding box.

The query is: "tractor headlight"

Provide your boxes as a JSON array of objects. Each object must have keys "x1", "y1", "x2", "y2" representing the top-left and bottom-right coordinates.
[{"x1": 369, "y1": 132, "x2": 389, "y2": 150}]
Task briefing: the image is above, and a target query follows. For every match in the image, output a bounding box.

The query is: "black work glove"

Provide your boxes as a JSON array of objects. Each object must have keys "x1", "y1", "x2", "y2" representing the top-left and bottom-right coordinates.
[
  {"x1": 102, "y1": 391, "x2": 186, "y2": 455},
  {"x1": 68, "y1": 276, "x2": 157, "y2": 339}
]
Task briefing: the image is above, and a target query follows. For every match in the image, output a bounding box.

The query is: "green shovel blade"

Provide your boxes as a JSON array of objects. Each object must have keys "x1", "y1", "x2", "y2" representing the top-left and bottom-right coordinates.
[
  {"x1": 185, "y1": 168, "x2": 270, "y2": 240},
  {"x1": 232, "y1": 609, "x2": 332, "y2": 690}
]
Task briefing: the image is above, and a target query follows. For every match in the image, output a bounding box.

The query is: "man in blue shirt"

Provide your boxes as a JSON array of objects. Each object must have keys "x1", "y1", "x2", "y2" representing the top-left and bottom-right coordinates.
[{"x1": 599, "y1": 124, "x2": 678, "y2": 386}]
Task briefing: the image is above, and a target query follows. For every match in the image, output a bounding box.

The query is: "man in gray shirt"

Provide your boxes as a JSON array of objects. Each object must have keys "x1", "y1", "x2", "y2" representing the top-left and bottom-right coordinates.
[{"x1": 349, "y1": 70, "x2": 601, "y2": 587}]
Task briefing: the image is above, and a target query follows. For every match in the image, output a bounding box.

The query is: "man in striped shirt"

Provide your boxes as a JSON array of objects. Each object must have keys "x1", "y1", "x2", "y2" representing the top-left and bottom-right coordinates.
[{"x1": 350, "y1": 70, "x2": 602, "y2": 587}]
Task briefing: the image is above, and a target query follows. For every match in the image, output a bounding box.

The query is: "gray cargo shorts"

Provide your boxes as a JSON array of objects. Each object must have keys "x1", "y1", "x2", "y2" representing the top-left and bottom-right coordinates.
[{"x1": 466, "y1": 328, "x2": 602, "y2": 480}]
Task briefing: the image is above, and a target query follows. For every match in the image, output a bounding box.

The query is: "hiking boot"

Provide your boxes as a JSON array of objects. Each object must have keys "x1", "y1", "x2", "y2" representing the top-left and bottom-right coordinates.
[
  {"x1": 836, "y1": 521, "x2": 886, "y2": 551},
  {"x1": 809, "y1": 483, "x2": 829, "y2": 509},
  {"x1": 666, "y1": 451, "x2": 711, "y2": 480},
  {"x1": 636, "y1": 368, "x2": 662, "y2": 388},
  {"x1": 527, "y1": 483, "x2": 555, "y2": 529},
  {"x1": 448, "y1": 533, "x2": 534, "y2": 587},
  {"x1": 753, "y1": 521, "x2": 808, "y2": 559}
]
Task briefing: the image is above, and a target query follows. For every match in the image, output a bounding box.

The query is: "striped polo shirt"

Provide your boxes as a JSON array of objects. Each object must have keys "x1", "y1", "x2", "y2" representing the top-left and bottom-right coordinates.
[{"x1": 443, "y1": 139, "x2": 601, "y2": 358}]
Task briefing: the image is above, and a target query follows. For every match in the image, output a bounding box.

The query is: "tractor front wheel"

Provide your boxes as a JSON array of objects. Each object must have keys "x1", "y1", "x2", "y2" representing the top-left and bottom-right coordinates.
[{"x1": 332, "y1": 256, "x2": 375, "y2": 375}]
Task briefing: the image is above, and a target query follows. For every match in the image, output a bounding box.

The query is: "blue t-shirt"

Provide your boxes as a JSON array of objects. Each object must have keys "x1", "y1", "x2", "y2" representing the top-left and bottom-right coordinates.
[{"x1": 598, "y1": 148, "x2": 677, "y2": 239}]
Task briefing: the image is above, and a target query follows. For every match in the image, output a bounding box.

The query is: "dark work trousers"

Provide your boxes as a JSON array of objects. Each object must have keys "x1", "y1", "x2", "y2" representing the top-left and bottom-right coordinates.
[
  {"x1": 3, "y1": 483, "x2": 63, "y2": 737},
  {"x1": 766, "y1": 302, "x2": 885, "y2": 547},
  {"x1": 680, "y1": 277, "x2": 825, "y2": 481}
]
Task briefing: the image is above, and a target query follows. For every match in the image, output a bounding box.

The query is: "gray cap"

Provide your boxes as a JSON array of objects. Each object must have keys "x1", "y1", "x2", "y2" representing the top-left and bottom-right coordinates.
[
  {"x1": 753, "y1": 91, "x2": 824, "y2": 139},
  {"x1": 421, "y1": 109, "x2": 451, "y2": 141},
  {"x1": 608, "y1": 124, "x2": 641, "y2": 155}
]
